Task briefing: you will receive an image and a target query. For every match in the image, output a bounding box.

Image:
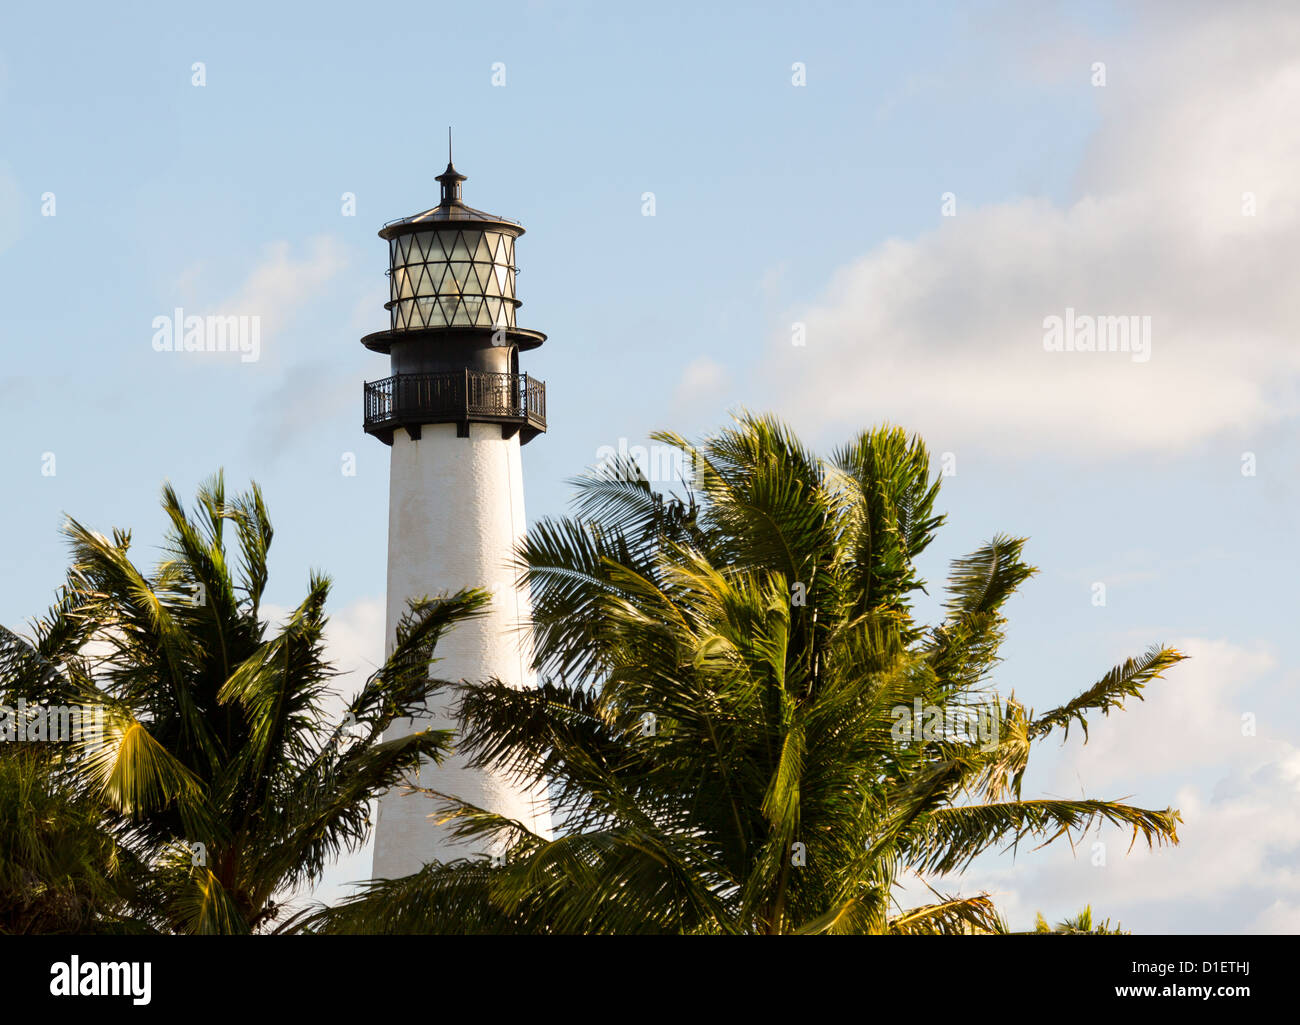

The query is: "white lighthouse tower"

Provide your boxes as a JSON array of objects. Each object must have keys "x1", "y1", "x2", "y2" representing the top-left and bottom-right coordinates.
[{"x1": 363, "y1": 149, "x2": 552, "y2": 878}]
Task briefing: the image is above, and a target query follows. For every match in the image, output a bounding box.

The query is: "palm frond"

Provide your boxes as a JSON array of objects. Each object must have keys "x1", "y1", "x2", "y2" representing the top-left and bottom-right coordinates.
[{"x1": 1031, "y1": 646, "x2": 1186, "y2": 742}]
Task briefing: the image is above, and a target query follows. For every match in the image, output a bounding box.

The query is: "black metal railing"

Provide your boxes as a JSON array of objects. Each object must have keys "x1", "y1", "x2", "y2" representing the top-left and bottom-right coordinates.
[{"x1": 363, "y1": 370, "x2": 546, "y2": 437}]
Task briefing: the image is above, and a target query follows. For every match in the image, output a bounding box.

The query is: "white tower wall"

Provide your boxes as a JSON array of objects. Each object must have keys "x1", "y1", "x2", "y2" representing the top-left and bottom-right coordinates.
[{"x1": 372, "y1": 421, "x2": 552, "y2": 879}]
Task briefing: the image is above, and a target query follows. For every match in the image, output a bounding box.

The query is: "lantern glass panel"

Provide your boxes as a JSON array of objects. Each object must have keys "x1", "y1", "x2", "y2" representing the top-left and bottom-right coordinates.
[{"x1": 446, "y1": 233, "x2": 470, "y2": 262}]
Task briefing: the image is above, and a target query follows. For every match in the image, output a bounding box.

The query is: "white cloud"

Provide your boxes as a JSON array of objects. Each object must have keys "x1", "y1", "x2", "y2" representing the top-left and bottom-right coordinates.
[
  {"x1": 157, "y1": 236, "x2": 348, "y2": 375},
  {"x1": 673, "y1": 356, "x2": 729, "y2": 413},
  {"x1": 198, "y1": 235, "x2": 349, "y2": 368},
  {"x1": 1044, "y1": 637, "x2": 1276, "y2": 787},
  {"x1": 757, "y1": 5, "x2": 1300, "y2": 457},
  {"x1": 926, "y1": 637, "x2": 1300, "y2": 932},
  {"x1": 321, "y1": 596, "x2": 386, "y2": 710},
  {"x1": 1250, "y1": 899, "x2": 1300, "y2": 934},
  {"x1": 221, "y1": 236, "x2": 348, "y2": 330}
]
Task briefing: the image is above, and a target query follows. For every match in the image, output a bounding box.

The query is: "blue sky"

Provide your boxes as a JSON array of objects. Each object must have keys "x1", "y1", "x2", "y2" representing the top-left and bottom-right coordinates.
[{"x1": 2, "y1": 0, "x2": 1297, "y2": 932}]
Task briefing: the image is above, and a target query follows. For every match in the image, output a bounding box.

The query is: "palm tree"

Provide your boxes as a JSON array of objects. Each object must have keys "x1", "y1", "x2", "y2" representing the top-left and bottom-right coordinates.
[
  {"x1": 0, "y1": 473, "x2": 488, "y2": 933},
  {"x1": 1031, "y1": 906, "x2": 1127, "y2": 935},
  {"x1": 0, "y1": 743, "x2": 149, "y2": 934},
  {"x1": 311, "y1": 414, "x2": 1184, "y2": 934},
  {"x1": 0, "y1": 615, "x2": 152, "y2": 935}
]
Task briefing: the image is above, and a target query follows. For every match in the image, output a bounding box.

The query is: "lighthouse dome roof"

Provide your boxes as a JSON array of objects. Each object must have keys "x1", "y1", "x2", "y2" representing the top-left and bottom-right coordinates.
[{"x1": 379, "y1": 161, "x2": 524, "y2": 239}]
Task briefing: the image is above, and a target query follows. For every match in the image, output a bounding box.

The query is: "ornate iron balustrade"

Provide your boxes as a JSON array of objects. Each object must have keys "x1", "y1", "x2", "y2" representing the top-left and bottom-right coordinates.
[{"x1": 363, "y1": 370, "x2": 546, "y2": 444}]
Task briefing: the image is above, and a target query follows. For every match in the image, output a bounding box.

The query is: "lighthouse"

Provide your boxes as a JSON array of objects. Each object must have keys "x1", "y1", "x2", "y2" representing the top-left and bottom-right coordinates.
[{"x1": 363, "y1": 147, "x2": 552, "y2": 878}]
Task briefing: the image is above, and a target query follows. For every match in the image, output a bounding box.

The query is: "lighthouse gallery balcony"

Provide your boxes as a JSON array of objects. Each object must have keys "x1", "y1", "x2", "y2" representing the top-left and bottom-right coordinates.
[{"x1": 363, "y1": 369, "x2": 546, "y2": 445}]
